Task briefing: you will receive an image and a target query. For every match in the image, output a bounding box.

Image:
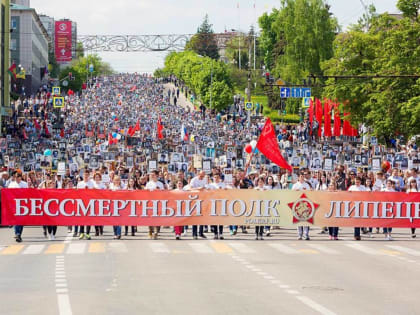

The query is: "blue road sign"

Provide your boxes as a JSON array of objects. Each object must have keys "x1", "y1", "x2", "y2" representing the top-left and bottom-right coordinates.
[
  {"x1": 280, "y1": 87, "x2": 290, "y2": 98},
  {"x1": 281, "y1": 87, "x2": 311, "y2": 98}
]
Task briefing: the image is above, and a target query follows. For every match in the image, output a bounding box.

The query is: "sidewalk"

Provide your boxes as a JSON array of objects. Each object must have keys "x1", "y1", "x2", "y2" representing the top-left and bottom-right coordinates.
[{"x1": 163, "y1": 83, "x2": 195, "y2": 111}]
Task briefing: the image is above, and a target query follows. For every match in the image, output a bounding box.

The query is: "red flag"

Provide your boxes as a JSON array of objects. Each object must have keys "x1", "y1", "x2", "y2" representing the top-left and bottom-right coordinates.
[
  {"x1": 108, "y1": 133, "x2": 113, "y2": 146},
  {"x1": 22, "y1": 129, "x2": 28, "y2": 140},
  {"x1": 60, "y1": 128, "x2": 65, "y2": 138},
  {"x1": 157, "y1": 116, "x2": 164, "y2": 139},
  {"x1": 323, "y1": 99, "x2": 332, "y2": 137},
  {"x1": 34, "y1": 119, "x2": 41, "y2": 130},
  {"x1": 308, "y1": 98, "x2": 314, "y2": 135},
  {"x1": 342, "y1": 112, "x2": 352, "y2": 136},
  {"x1": 333, "y1": 104, "x2": 341, "y2": 137},
  {"x1": 127, "y1": 126, "x2": 135, "y2": 137},
  {"x1": 315, "y1": 98, "x2": 323, "y2": 137},
  {"x1": 82, "y1": 83, "x2": 87, "y2": 90},
  {"x1": 134, "y1": 119, "x2": 140, "y2": 132},
  {"x1": 256, "y1": 118, "x2": 292, "y2": 172}
]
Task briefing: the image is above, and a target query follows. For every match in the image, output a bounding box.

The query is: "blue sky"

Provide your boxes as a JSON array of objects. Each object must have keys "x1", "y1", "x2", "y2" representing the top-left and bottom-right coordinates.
[{"x1": 31, "y1": 0, "x2": 400, "y2": 73}]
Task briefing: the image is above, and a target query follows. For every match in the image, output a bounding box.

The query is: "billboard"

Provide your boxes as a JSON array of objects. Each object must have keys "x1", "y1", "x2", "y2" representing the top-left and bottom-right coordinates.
[{"x1": 55, "y1": 21, "x2": 72, "y2": 63}]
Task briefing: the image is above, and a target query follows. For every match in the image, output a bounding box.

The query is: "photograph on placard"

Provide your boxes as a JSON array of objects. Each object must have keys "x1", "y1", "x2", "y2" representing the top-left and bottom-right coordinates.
[{"x1": 148, "y1": 160, "x2": 157, "y2": 172}]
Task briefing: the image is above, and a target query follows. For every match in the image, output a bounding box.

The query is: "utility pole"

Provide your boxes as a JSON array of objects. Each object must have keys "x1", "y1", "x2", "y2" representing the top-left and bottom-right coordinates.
[
  {"x1": 210, "y1": 60, "x2": 213, "y2": 111},
  {"x1": 247, "y1": 70, "x2": 251, "y2": 128}
]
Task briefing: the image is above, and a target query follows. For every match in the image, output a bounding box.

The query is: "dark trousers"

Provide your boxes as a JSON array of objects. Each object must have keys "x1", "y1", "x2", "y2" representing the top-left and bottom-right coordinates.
[
  {"x1": 14, "y1": 225, "x2": 23, "y2": 236},
  {"x1": 125, "y1": 226, "x2": 136, "y2": 234},
  {"x1": 80, "y1": 226, "x2": 91, "y2": 234},
  {"x1": 412, "y1": 228, "x2": 416, "y2": 234},
  {"x1": 95, "y1": 226, "x2": 103, "y2": 235},
  {"x1": 47, "y1": 226, "x2": 57, "y2": 235},
  {"x1": 384, "y1": 227, "x2": 393, "y2": 233},
  {"x1": 255, "y1": 226, "x2": 264, "y2": 236},
  {"x1": 211, "y1": 225, "x2": 223, "y2": 236},
  {"x1": 192, "y1": 225, "x2": 204, "y2": 237},
  {"x1": 354, "y1": 227, "x2": 361, "y2": 237},
  {"x1": 328, "y1": 227, "x2": 338, "y2": 237}
]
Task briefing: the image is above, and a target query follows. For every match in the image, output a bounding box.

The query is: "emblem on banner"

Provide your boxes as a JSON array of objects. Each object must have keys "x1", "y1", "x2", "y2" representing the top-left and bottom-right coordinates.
[{"x1": 288, "y1": 194, "x2": 319, "y2": 224}]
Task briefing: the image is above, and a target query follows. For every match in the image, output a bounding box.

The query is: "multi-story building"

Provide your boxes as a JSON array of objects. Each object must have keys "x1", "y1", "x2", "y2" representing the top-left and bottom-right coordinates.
[
  {"x1": 0, "y1": 0, "x2": 11, "y2": 134},
  {"x1": 39, "y1": 14, "x2": 54, "y2": 51},
  {"x1": 10, "y1": 1, "x2": 49, "y2": 94}
]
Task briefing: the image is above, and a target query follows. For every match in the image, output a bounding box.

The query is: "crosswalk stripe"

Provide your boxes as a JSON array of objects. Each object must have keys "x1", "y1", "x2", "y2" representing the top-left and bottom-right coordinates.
[
  {"x1": 345, "y1": 243, "x2": 383, "y2": 255},
  {"x1": 386, "y1": 245, "x2": 420, "y2": 257},
  {"x1": 189, "y1": 243, "x2": 213, "y2": 253},
  {"x1": 88, "y1": 242, "x2": 106, "y2": 253},
  {"x1": 209, "y1": 241, "x2": 233, "y2": 253},
  {"x1": 0, "y1": 245, "x2": 24, "y2": 255},
  {"x1": 228, "y1": 242, "x2": 256, "y2": 254},
  {"x1": 108, "y1": 242, "x2": 128, "y2": 253},
  {"x1": 307, "y1": 244, "x2": 340, "y2": 255},
  {"x1": 45, "y1": 244, "x2": 66, "y2": 254},
  {"x1": 268, "y1": 243, "x2": 300, "y2": 254},
  {"x1": 23, "y1": 244, "x2": 46, "y2": 255},
  {"x1": 149, "y1": 242, "x2": 170, "y2": 253},
  {"x1": 66, "y1": 243, "x2": 86, "y2": 254}
]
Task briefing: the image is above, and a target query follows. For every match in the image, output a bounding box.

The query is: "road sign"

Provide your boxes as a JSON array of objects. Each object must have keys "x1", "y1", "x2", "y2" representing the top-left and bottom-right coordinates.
[
  {"x1": 52, "y1": 86, "x2": 60, "y2": 95},
  {"x1": 53, "y1": 97, "x2": 64, "y2": 108},
  {"x1": 280, "y1": 87, "x2": 290, "y2": 98},
  {"x1": 281, "y1": 87, "x2": 311, "y2": 98},
  {"x1": 302, "y1": 97, "x2": 314, "y2": 108},
  {"x1": 245, "y1": 102, "x2": 253, "y2": 111},
  {"x1": 276, "y1": 79, "x2": 286, "y2": 86},
  {"x1": 89, "y1": 64, "x2": 94, "y2": 73},
  {"x1": 62, "y1": 80, "x2": 68, "y2": 87}
]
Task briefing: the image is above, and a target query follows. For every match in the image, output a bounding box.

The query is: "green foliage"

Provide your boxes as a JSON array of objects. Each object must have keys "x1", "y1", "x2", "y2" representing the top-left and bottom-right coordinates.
[
  {"x1": 263, "y1": 106, "x2": 300, "y2": 124},
  {"x1": 163, "y1": 51, "x2": 233, "y2": 110},
  {"x1": 48, "y1": 50, "x2": 60, "y2": 79},
  {"x1": 58, "y1": 54, "x2": 114, "y2": 91},
  {"x1": 258, "y1": 9, "x2": 280, "y2": 71},
  {"x1": 76, "y1": 42, "x2": 85, "y2": 58},
  {"x1": 322, "y1": 13, "x2": 420, "y2": 139},
  {"x1": 185, "y1": 14, "x2": 219, "y2": 60},
  {"x1": 397, "y1": 0, "x2": 420, "y2": 19}
]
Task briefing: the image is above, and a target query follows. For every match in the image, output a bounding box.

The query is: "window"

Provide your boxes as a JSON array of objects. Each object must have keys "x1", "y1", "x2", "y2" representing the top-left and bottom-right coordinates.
[
  {"x1": 11, "y1": 19, "x2": 17, "y2": 30},
  {"x1": 10, "y1": 39, "x2": 16, "y2": 51}
]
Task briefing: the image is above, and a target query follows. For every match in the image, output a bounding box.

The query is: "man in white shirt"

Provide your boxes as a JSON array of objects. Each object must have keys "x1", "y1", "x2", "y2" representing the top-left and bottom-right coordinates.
[
  {"x1": 189, "y1": 171, "x2": 207, "y2": 190},
  {"x1": 8, "y1": 172, "x2": 27, "y2": 242},
  {"x1": 145, "y1": 170, "x2": 164, "y2": 191},
  {"x1": 348, "y1": 176, "x2": 367, "y2": 240},
  {"x1": 292, "y1": 172, "x2": 311, "y2": 240},
  {"x1": 145, "y1": 170, "x2": 164, "y2": 239},
  {"x1": 208, "y1": 173, "x2": 227, "y2": 239},
  {"x1": 372, "y1": 172, "x2": 385, "y2": 191},
  {"x1": 76, "y1": 170, "x2": 94, "y2": 189}
]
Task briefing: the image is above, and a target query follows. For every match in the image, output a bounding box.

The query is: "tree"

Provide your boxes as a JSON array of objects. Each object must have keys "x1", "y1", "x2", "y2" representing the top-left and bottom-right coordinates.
[
  {"x1": 185, "y1": 14, "x2": 220, "y2": 60},
  {"x1": 258, "y1": 9, "x2": 281, "y2": 71},
  {"x1": 322, "y1": 13, "x2": 420, "y2": 140},
  {"x1": 76, "y1": 42, "x2": 85, "y2": 58},
  {"x1": 397, "y1": 0, "x2": 420, "y2": 19}
]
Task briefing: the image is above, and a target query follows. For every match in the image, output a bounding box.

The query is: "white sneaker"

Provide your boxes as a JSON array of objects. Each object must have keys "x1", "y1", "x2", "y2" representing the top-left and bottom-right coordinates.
[
  {"x1": 51, "y1": 235, "x2": 55, "y2": 240},
  {"x1": 298, "y1": 236, "x2": 303, "y2": 240},
  {"x1": 182, "y1": 232, "x2": 187, "y2": 237},
  {"x1": 368, "y1": 232, "x2": 373, "y2": 238},
  {"x1": 387, "y1": 234, "x2": 393, "y2": 241},
  {"x1": 48, "y1": 234, "x2": 52, "y2": 240}
]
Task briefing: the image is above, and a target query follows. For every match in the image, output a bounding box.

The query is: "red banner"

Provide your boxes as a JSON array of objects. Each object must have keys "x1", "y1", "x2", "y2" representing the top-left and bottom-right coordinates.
[
  {"x1": 55, "y1": 21, "x2": 72, "y2": 63},
  {"x1": 2, "y1": 189, "x2": 420, "y2": 227}
]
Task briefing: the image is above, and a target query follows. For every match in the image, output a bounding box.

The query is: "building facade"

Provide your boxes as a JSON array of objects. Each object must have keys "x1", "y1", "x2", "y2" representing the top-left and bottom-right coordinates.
[
  {"x1": 0, "y1": 0, "x2": 11, "y2": 134},
  {"x1": 11, "y1": 2, "x2": 49, "y2": 95},
  {"x1": 39, "y1": 14, "x2": 54, "y2": 51}
]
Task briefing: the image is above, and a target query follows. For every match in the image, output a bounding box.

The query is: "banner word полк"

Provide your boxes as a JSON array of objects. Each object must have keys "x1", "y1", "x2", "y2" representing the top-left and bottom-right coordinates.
[{"x1": 2, "y1": 189, "x2": 420, "y2": 227}]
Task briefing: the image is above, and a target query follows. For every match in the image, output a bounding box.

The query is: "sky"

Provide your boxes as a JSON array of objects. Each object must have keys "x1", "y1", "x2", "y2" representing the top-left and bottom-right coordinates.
[{"x1": 30, "y1": 0, "x2": 400, "y2": 73}]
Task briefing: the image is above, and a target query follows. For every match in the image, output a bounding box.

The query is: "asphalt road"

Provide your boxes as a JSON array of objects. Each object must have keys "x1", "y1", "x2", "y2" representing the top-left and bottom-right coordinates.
[{"x1": 1, "y1": 226, "x2": 419, "y2": 315}]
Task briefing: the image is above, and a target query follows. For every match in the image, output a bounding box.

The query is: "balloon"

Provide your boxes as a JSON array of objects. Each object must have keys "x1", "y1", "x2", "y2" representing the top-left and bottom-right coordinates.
[
  {"x1": 190, "y1": 135, "x2": 195, "y2": 142},
  {"x1": 250, "y1": 140, "x2": 257, "y2": 149},
  {"x1": 245, "y1": 144, "x2": 253, "y2": 154},
  {"x1": 118, "y1": 100, "x2": 122, "y2": 105},
  {"x1": 43, "y1": 149, "x2": 52, "y2": 156},
  {"x1": 382, "y1": 160, "x2": 391, "y2": 172},
  {"x1": 116, "y1": 134, "x2": 122, "y2": 140},
  {"x1": 112, "y1": 132, "x2": 117, "y2": 138}
]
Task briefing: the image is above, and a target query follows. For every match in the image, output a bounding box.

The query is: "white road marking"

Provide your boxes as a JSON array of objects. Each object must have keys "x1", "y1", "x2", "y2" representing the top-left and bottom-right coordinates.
[
  {"x1": 55, "y1": 279, "x2": 67, "y2": 283},
  {"x1": 386, "y1": 245, "x2": 420, "y2": 257},
  {"x1": 278, "y1": 285, "x2": 290, "y2": 289},
  {"x1": 295, "y1": 295, "x2": 337, "y2": 315},
  {"x1": 188, "y1": 243, "x2": 213, "y2": 253},
  {"x1": 345, "y1": 243, "x2": 383, "y2": 255},
  {"x1": 108, "y1": 242, "x2": 128, "y2": 253},
  {"x1": 228, "y1": 243, "x2": 256, "y2": 254},
  {"x1": 56, "y1": 283, "x2": 68, "y2": 288},
  {"x1": 64, "y1": 234, "x2": 73, "y2": 244},
  {"x1": 286, "y1": 290, "x2": 299, "y2": 295},
  {"x1": 263, "y1": 275, "x2": 275, "y2": 280},
  {"x1": 23, "y1": 245, "x2": 45, "y2": 255},
  {"x1": 57, "y1": 294, "x2": 73, "y2": 315},
  {"x1": 269, "y1": 243, "x2": 300, "y2": 254},
  {"x1": 66, "y1": 243, "x2": 86, "y2": 255},
  {"x1": 56, "y1": 275, "x2": 66, "y2": 279},
  {"x1": 56, "y1": 289, "x2": 68, "y2": 294},
  {"x1": 307, "y1": 244, "x2": 340, "y2": 255},
  {"x1": 149, "y1": 242, "x2": 170, "y2": 253}
]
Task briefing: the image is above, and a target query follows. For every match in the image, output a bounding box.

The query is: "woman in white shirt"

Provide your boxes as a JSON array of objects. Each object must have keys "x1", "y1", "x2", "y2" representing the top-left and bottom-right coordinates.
[
  {"x1": 109, "y1": 176, "x2": 123, "y2": 239},
  {"x1": 93, "y1": 173, "x2": 105, "y2": 236},
  {"x1": 381, "y1": 180, "x2": 395, "y2": 240},
  {"x1": 406, "y1": 179, "x2": 418, "y2": 238},
  {"x1": 254, "y1": 177, "x2": 266, "y2": 240},
  {"x1": 124, "y1": 178, "x2": 137, "y2": 237},
  {"x1": 348, "y1": 176, "x2": 367, "y2": 241}
]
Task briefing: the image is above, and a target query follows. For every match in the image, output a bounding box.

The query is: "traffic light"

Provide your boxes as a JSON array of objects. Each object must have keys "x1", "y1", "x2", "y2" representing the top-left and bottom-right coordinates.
[
  {"x1": 265, "y1": 72, "x2": 270, "y2": 83},
  {"x1": 69, "y1": 72, "x2": 73, "y2": 81}
]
